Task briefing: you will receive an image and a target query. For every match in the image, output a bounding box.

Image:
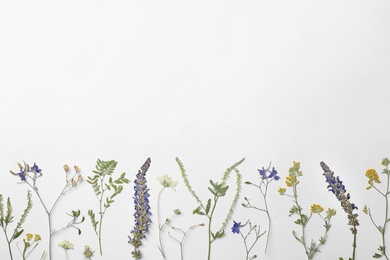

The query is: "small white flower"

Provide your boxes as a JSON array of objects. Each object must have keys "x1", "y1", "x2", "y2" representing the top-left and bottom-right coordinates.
[
  {"x1": 157, "y1": 174, "x2": 178, "y2": 188},
  {"x1": 59, "y1": 239, "x2": 74, "y2": 250}
]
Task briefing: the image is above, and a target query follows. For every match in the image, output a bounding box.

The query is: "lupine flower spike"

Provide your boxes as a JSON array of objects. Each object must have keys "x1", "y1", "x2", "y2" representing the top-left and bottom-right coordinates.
[
  {"x1": 243, "y1": 163, "x2": 280, "y2": 254},
  {"x1": 280, "y1": 161, "x2": 336, "y2": 260},
  {"x1": 363, "y1": 157, "x2": 390, "y2": 259},
  {"x1": 129, "y1": 158, "x2": 152, "y2": 259},
  {"x1": 320, "y1": 161, "x2": 358, "y2": 260}
]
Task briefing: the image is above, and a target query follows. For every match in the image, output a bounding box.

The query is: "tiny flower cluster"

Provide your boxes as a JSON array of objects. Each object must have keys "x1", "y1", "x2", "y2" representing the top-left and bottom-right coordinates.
[{"x1": 129, "y1": 158, "x2": 152, "y2": 259}]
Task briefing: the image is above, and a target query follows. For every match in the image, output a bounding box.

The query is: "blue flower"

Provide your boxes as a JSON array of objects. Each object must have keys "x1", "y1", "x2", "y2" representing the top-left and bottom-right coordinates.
[
  {"x1": 258, "y1": 166, "x2": 280, "y2": 181},
  {"x1": 17, "y1": 170, "x2": 26, "y2": 181},
  {"x1": 231, "y1": 221, "x2": 242, "y2": 234},
  {"x1": 31, "y1": 163, "x2": 42, "y2": 173}
]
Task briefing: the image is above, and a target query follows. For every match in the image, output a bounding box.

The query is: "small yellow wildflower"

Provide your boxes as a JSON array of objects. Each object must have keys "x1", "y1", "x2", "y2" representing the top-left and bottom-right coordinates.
[
  {"x1": 34, "y1": 234, "x2": 41, "y2": 241},
  {"x1": 382, "y1": 158, "x2": 390, "y2": 167},
  {"x1": 286, "y1": 174, "x2": 299, "y2": 187},
  {"x1": 365, "y1": 168, "x2": 381, "y2": 189},
  {"x1": 26, "y1": 233, "x2": 33, "y2": 241},
  {"x1": 325, "y1": 208, "x2": 336, "y2": 219},
  {"x1": 278, "y1": 187, "x2": 286, "y2": 195},
  {"x1": 310, "y1": 204, "x2": 324, "y2": 213},
  {"x1": 362, "y1": 205, "x2": 369, "y2": 214}
]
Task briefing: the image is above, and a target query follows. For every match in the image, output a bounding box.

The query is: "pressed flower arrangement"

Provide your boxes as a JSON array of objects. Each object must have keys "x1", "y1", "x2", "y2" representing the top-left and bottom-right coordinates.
[{"x1": 0, "y1": 156, "x2": 388, "y2": 259}]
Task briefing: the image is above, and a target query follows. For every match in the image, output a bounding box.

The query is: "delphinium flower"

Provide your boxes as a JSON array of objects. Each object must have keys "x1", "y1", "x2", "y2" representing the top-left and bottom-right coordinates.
[
  {"x1": 231, "y1": 220, "x2": 266, "y2": 260},
  {"x1": 129, "y1": 158, "x2": 152, "y2": 259},
  {"x1": 362, "y1": 157, "x2": 390, "y2": 259},
  {"x1": 0, "y1": 190, "x2": 33, "y2": 260},
  {"x1": 168, "y1": 223, "x2": 205, "y2": 260},
  {"x1": 82, "y1": 245, "x2": 95, "y2": 260},
  {"x1": 10, "y1": 162, "x2": 83, "y2": 260},
  {"x1": 176, "y1": 157, "x2": 245, "y2": 260},
  {"x1": 243, "y1": 163, "x2": 280, "y2": 254},
  {"x1": 87, "y1": 159, "x2": 130, "y2": 255},
  {"x1": 17, "y1": 233, "x2": 45, "y2": 260},
  {"x1": 320, "y1": 161, "x2": 359, "y2": 260},
  {"x1": 156, "y1": 174, "x2": 179, "y2": 259},
  {"x1": 279, "y1": 161, "x2": 336, "y2": 260}
]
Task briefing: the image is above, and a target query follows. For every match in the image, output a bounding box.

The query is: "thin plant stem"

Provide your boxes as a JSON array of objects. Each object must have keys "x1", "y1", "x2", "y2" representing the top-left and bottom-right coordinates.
[
  {"x1": 169, "y1": 224, "x2": 203, "y2": 260},
  {"x1": 25, "y1": 172, "x2": 77, "y2": 260},
  {"x1": 207, "y1": 197, "x2": 218, "y2": 260},
  {"x1": 157, "y1": 187, "x2": 166, "y2": 259},
  {"x1": 4, "y1": 231, "x2": 14, "y2": 260}
]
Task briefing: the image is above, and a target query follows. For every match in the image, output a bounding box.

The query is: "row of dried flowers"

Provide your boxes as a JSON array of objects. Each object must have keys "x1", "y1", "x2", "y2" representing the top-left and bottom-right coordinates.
[{"x1": 1, "y1": 157, "x2": 389, "y2": 260}]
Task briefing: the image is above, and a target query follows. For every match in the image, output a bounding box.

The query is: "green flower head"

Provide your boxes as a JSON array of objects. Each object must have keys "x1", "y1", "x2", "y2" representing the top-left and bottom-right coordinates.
[{"x1": 157, "y1": 174, "x2": 178, "y2": 188}]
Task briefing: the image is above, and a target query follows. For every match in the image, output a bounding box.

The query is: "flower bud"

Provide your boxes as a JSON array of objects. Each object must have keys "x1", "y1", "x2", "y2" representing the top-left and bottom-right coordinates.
[
  {"x1": 63, "y1": 164, "x2": 69, "y2": 173},
  {"x1": 74, "y1": 165, "x2": 79, "y2": 173},
  {"x1": 77, "y1": 175, "x2": 82, "y2": 182}
]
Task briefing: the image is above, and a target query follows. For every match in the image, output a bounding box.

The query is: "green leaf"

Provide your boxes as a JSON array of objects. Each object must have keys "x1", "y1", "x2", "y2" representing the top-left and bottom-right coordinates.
[
  {"x1": 208, "y1": 187, "x2": 216, "y2": 196},
  {"x1": 205, "y1": 199, "x2": 211, "y2": 215},
  {"x1": 373, "y1": 253, "x2": 383, "y2": 258},
  {"x1": 12, "y1": 229, "x2": 24, "y2": 240}
]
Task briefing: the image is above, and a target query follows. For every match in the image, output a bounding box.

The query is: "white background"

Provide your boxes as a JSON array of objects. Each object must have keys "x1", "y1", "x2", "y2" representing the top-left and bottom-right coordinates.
[{"x1": 1, "y1": 1, "x2": 390, "y2": 259}]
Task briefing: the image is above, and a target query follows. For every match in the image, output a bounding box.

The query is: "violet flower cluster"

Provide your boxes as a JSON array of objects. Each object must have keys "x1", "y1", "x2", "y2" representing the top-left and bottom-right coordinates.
[
  {"x1": 129, "y1": 158, "x2": 152, "y2": 259},
  {"x1": 320, "y1": 161, "x2": 359, "y2": 260},
  {"x1": 320, "y1": 162, "x2": 359, "y2": 227}
]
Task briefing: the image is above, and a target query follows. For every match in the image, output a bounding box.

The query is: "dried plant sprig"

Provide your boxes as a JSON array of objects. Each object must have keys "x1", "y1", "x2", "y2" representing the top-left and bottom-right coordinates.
[
  {"x1": 176, "y1": 157, "x2": 245, "y2": 260},
  {"x1": 280, "y1": 161, "x2": 336, "y2": 260},
  {"x1": 87, "y1": 159, "x2": 130, "y2": 256},
  {"x1": 10, "y1": 162, "x2": 82, "y2": 260},
  {"x1": 59, "y1": 239, "x2": 74, "y2": 260},
  {"x1": 0, "y1": 190, "x2": 33, "y2": 260},
  {"x1": 17, "y1": 233, "x2": 45, "y2": 260},
  {"x1": 156, "y1": 174, "x2": 179, "y2": 259},
  {"x1": 82, "y1": 245, "x2": 95, "y2": 260},
  {"x1": 231, "y1": 220, "x2": 266, "y2": 260},
  {"x1": 168, "y1": 223, "x2": 205, "y2": 260},
  {"x1": 129, "y1": 158, "x2": 152, "y2": 260},
  {"x1": 244, "y1": 163, "x2": 280, "y2": 254},
  {"x1": 320, "y1": 161, "x2": 358, "y2": 260},
  {"x1": 363, "y1": 157, "x2": 390, "y2": 259}
]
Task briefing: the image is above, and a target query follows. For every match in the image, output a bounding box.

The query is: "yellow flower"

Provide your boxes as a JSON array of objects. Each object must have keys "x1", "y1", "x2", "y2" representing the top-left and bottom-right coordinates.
[
  {"x1": 325, "y1": 208, "x2": 336, "y2": 219},
  {"x1": 26, "y1": 233, "x2": 33, "y2": 241},
  {"x1": 286, "y1": 174, "x2": 299, "y2": 187},
  {"x1": 310, "y1": 204, "x2": 324, "y2": 213},
  {"x1": 278, "y1": 187, "x2": 286, "y2": 195},
  {"x1": 366, "y1": 168, "x2": 381, "y2": 189},
  {"x1": 34, "y1": 234, "x2": 41, "y2": 241},
  {"x1": 362, "y1": 205, "x2": 369, "y2": 214}
]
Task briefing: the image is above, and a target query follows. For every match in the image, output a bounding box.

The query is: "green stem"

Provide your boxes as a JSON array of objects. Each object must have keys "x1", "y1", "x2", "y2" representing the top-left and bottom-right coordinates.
[
  {"x1": 262, "y1": 182, "x2": 271, "y2": 254},
  {"x1": 383, "y1": 169, "x2": 390, "y2": 260},
  {"x1": 98, "y1": 177, "x2": 105, "y2": 256},
  {"x1": 207, "y1": 197, "x2": 218, "y2": 260},
  {"x1": 293, "y1": 183, "x2": 309, "y2": 260},
  {"x1": 157, "y1": 188, "x2": 166, "y2": 259},
  {"x1": 352, "y1": 226, "x2": 357, "y2": 260},
  {"x1": 4, "y1": 230, "x2": 14, "y2": 260}
]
